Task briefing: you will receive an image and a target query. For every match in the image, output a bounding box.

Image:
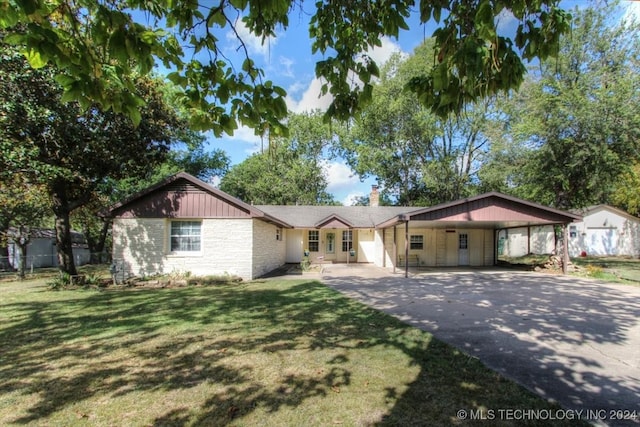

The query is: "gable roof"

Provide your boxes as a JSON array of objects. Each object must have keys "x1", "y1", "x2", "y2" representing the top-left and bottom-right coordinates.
[
  {"x1": 376, "y1": 192, "x2": 582, "y2": 228},
  {"x1": 314, "y1": 214, "x2": 354, "y2": 229},
  {"x1": 105, "y1": 173, "x2": 580, "y2": 231},
  {"x1": 105, "y1": 172, "x2": 291, "y2": 228},
  {"x1": 571, "y1": 205, "x2": 640, "y2": 223}
]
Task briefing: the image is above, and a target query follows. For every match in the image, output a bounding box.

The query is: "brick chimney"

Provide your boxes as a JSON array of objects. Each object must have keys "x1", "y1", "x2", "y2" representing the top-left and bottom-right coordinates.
[{"x1": 370, "y1": 185, "x2": 379, "y2": 207}]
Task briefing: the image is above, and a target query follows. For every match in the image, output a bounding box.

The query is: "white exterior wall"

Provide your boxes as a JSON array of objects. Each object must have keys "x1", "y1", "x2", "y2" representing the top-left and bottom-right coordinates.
[
  {"x1": 499, "y1": 225, "x2": 555, "y2": 257},
  {"x1": 112, "y1": 217, "x2": 258, "y2": 281},
  {"x1": 373, "y1": 229, "x2": 385, "y2": 267},
  {"x1": 569, "y1": 209, "x2": 640, "y2": 257},
  {"x1": 252, "y1": 219, "x2": 286, "y2": 278},
  {"x1": 383, "y1": 228, "x2": 396, "y2": 268},
  {"x1": 357, "y1": 229, "x2": 375, "y2": 263},
  {"x1": 380, "y1": 227, "x2": 496, "y2": 269},
  {"x1": 8, "y1": 238, "x2": 90, "y2": 269}
]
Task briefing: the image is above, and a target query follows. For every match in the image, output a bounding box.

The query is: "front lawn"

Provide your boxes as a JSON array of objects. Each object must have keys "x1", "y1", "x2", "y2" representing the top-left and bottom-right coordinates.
[{"x1": 0, "y1": 277, "x2": 583, "y2": 426}]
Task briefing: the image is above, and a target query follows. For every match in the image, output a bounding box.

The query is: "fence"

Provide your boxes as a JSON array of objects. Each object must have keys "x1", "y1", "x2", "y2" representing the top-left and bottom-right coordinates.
[{"x1": 0, "y1": 252, "x2": 111, "y2": 277}]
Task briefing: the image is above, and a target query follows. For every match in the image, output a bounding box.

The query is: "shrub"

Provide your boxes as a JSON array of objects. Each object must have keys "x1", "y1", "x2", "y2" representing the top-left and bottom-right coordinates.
[
  {"x1": 585, "y1": 264, "x2": 604, "y2": 278},
  {"x1": 300, "y1": 256, "x2": 311, "y2": 272},
  {"x1": 47, "y1": 272, "x2": 72, "y2": 290}
]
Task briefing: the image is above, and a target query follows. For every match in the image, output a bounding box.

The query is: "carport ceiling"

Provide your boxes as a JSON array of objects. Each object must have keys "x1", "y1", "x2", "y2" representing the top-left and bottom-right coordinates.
[{"x1": 398, "y1": 220, "x2": 563, "y2": 230}]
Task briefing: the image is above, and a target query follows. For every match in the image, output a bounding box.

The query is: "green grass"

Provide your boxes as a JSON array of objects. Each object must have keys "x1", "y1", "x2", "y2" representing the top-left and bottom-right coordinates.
[
  {"x1": 572, "y1": 256, "x2": 640, "y2": 284},
  {"x1": 0, "y1": 277, "x2": 585, "y2": 426}
]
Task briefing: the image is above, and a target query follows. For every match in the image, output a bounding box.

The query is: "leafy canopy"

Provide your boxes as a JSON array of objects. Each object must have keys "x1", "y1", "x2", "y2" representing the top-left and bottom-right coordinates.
[{"x1": 1, "y1": 0, "x2": 570, "y2": 134}]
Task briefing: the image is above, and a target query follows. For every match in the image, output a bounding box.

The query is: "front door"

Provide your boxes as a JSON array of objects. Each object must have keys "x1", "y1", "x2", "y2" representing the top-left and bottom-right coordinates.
[
  {"x1": 286, "y1": 230, "x2": 303, "y2": 263},
  {"x1": 458, "y1": 233, "x2": 469, "y2": 266},
  {"x1": 325, "y1": 232, "x2": 336, "y2": 261}
]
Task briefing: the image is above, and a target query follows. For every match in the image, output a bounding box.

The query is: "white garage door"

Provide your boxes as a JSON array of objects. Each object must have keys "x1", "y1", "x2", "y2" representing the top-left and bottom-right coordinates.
[{"x1": 585, "y1": 228, "x2": 618, "y2": 256}]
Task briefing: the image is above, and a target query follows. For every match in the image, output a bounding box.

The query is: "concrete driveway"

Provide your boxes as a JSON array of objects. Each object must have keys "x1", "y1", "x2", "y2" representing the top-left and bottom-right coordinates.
[{"x1": 320, "y1": 265, "x2": 640, "y2": 426}]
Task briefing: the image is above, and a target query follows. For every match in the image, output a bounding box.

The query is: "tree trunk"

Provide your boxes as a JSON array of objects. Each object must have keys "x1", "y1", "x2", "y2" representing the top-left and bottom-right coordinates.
[
  {"x1": 51, "y1": 186, "x2": 78, "y2": 276},
  {"x1": 16, "y1": 241, "x2": 28, "y2": 279},
  {"x1": 54, "y1": 211, "x2": 77, "y2": 275},
  {"x1": 84, "y1": 219, "x2": 111, "y2": 263},
  {"x1": 0, "y1": 221, "x2": 14, "y2": 272},
  {"x1": 95, "y1": 219, "x2": 111, "y2": 262}
]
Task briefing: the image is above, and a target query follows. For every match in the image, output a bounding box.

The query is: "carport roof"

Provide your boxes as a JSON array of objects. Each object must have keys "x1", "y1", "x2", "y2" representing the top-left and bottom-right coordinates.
[{"x1": 376, "y1": 192, "x2": 582, "y2": 229}]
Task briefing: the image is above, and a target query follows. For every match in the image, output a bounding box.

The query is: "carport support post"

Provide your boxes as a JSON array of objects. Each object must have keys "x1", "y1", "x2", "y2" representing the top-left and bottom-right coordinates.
[
  {"x1": 404, "y1": 221, "x2": 409, "y2": 278},
  {"x1": 562, "y1": 224, "x2": 569, "y2": 275},
  {"x1": 393, "y1": 226, "x2": 397, "y2": 274}
]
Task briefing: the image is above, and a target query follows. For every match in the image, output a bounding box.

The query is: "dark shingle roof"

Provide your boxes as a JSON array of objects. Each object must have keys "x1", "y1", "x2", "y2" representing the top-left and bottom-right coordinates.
[{"x1": 255, "y1": 205, "x2": 417, "y2": 228}]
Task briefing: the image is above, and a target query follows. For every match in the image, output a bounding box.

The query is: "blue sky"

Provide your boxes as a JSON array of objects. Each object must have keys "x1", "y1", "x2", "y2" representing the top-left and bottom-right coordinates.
[{"x1": 200, "y1": 1, "x2": 640, "y2": 205}]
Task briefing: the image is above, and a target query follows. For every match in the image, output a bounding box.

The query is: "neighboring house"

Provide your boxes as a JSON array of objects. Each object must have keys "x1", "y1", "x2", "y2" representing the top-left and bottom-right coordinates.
[
  {"x1": 568, "y1": 205, "x2": 640, "y2": 257},
  {"x1": 6, "y1": 228, "x2": 90, "y2": 270},
  {"x1": 106, "y1": 172, "x2": 581, "y2": 281}
]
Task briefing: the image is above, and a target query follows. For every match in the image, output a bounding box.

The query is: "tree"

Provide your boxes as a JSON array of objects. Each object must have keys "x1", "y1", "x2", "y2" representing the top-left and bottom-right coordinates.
[
  {"x1": 70, "y1": 147, "x2": 230, "y2": 261},
  {"x1": 220, "y1": 111, "x2": 338, "y2": 205},
  {"x1": 341, "y1": 42, "x2": 497, "y2": 206},
  {"x1": 498, "y1": 3, "x2": 640, "y2": 209},
  {"x1": 1, "y1": 1, "x2": 571, "y2": 132},
  {"x1": 610, "y1": 163, "x2": 640, "y2": 216},
  {"x1": 0, "y1": 177, "x2": 50, "y2": 277},
  {"x1": 0, "y1": 44, "x2": 188, "y2": 275}
]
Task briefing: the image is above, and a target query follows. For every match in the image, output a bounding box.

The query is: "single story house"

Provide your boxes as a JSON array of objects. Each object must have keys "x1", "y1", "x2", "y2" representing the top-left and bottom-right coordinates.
[
  {"x1": 568, "y1": 205, "x2": 640, "y2": 257},
  {"x1": 6, "y1": 228, "x2": 90, "y2": 270},
  {"x1": 106, "y1": 172, "x2": 581, "y2": 281}
]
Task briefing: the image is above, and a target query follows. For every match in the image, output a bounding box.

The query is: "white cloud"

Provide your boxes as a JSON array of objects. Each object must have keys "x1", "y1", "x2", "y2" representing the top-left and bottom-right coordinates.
[
  {"x1": 623, "y1": 1, "x2": 640, "y2": 23},
  {"x1": 495, "y1": 8, "x2": 517, "y2": 34},
  {"x1": 286, "y1": 36, "x2": 405, "y2": 113},
  {"x1": 286, "y1": 77, "x2": 334, "y2": 113},
  {"x1": 365, "y1": 36, "x2": 404, "y2": 65},
  {"x1": 278, "y1": 56, "x2": 295, "y2": 78},
  {"x1": 342, "y1": 191, "x2": 365, "y2": 206},
  {"x1": 323, "y1": 161, "x2": 360, "y2": 192},
  {"x1": 226, "y1": 19, "x2": 276, "y2": 58},
  {"x1": 209, "y1": 125, "x2": 267, "y2": 156}
]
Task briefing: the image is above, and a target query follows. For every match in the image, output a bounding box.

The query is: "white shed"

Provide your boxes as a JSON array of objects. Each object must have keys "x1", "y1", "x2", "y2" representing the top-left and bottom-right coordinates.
[{"x1": 568, "y1": 205, "x2": 640, "y2": 257}]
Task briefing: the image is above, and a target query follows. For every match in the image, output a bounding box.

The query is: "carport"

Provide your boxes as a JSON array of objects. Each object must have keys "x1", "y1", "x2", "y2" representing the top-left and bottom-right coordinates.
[{"x1": 376, "y1": 192, "x2": 582, "y2": 277}]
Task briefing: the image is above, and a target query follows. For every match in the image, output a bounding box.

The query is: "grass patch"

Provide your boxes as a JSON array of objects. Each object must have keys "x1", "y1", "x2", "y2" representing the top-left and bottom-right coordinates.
[
  {"x1": 572, "y1": 256, "x2": 640, "y2": 285},
  {"x1": 0, "y1": 278, "x2": 585, "y2": 426}
]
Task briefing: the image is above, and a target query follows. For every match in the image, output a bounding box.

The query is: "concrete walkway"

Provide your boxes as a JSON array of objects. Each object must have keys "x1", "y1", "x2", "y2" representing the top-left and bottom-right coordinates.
[{"x1": 320, "y1": 264, "x2": 640, "y2": 426}]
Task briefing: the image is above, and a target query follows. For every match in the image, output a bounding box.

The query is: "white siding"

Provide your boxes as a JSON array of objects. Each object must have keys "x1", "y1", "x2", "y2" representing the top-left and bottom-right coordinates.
[
  {"x1": 374, "y1": 229, "x2": 385, "y2": 267},
  {"x1": 500, "y1": 226, "x2": 555, "y2": 258},
  {"x1": 357, "y1": 229, "x2": 375, "y2": 263},
  {"x1": 383, "y1": 228, "x2": 396, "y2": 268},
  {"x1": 484, "y1": 229, "x2": 494, "y2": 265},
  {"x1": 569, "y1": 208, "x2": 640, "y2": 257}
]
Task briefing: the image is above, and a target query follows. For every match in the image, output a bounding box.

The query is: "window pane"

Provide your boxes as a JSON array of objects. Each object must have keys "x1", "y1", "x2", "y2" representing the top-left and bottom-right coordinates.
[
  {"x1": 171, "y1": 221, "x2": 201, "y2": 252},
  {"x1": 342, "y1": 230, "x2": 353, "y2": 252},
  {"x1": 459, "y1": 233, "x2": 468, "y2": 250},
  {"x1": 410, "y1": 235, "x2": 423, "y2": 250},
  {"x1": 308, "y1": 230, "x2": 319, "y2": 252}
]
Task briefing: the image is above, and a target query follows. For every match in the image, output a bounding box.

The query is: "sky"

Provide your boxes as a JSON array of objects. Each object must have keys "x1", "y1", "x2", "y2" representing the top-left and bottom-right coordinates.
[{"x1": 199, "y1": 1, "x2": 640, "y2": 206}]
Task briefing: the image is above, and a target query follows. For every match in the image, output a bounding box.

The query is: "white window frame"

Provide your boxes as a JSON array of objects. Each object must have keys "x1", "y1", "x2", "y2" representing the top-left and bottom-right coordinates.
[
  {"x1": 169, "y1": 220, "x2": 202, "y2": 253},
  {"x1": 341, "y1": 230, "x2": 353, "y2": 252},
  {"x1": 276, "y1": 228, "x2": 282, "y2": 241},
  {"x1": 308, "y1": 230, "x2": 319, "y2": 252}
]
